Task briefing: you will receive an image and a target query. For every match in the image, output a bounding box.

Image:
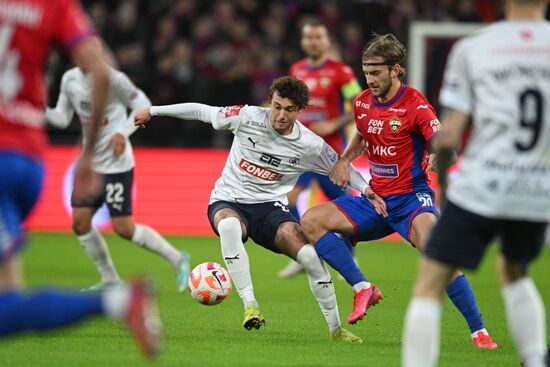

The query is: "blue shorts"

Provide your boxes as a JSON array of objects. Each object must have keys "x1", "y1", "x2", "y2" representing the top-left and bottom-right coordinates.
[
  {"x1": 0, "y1": 151, "x2": 44, "y2": 260},
  {"x1": 333, "y1": 190, "x2": 438, "y2": 243},
  {"x1": 295, "y1": 172, "x2": 346, "y2": 200}
]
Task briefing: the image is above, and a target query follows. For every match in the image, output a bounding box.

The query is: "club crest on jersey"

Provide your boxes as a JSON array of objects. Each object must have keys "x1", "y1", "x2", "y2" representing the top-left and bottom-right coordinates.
[
  {"x1": 223, "y1": 105, "x2": 244, "y2": 118},
  {"x1": 389, "y1": 116, "x2": 402, "y2": 134},
  {"x1": 320, "y1": 77, "x2": 330, "y2": 88},
  {"x1": 289, "y1": 156, "x2": 300, "y2": 167}
]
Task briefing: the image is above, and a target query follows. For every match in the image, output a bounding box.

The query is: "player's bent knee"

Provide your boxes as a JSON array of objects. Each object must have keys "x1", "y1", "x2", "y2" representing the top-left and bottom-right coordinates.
[
  {"x1": 72, "y1": 221, "x2": 91, "y2": 236},
  {"x1": 218, "y1": 217, "x2": 242, "y2": 238},
  {"x1": 113, "y1": 223, "x2": 134, "y2": 240},
  {"x1": 301, "y1": 209, "x2": 325, "y2": 239}
]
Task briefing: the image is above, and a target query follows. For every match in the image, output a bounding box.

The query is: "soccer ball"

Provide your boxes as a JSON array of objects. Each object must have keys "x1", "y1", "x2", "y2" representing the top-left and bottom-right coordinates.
[{"x1": 188, "y1": 262, "x2": 232, "y2": 305}]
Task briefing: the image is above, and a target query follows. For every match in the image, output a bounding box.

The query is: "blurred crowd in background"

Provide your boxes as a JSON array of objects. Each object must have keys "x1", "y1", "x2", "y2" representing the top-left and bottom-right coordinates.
[{"x1": 47, "y1": 0, "x2": 506, "y2": 147}]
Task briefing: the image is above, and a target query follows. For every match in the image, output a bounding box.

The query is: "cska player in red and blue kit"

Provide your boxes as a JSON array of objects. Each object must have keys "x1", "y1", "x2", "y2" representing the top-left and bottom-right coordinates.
[
  {"x1": 279, "y1": 21, "x2": 362, "y2": 278},
  {"x1": 301, "y1": 34, "x2": 497, "y2": 349},
  {"x1": 0, "y1": 0, "x2": 159, "y2": 356}
]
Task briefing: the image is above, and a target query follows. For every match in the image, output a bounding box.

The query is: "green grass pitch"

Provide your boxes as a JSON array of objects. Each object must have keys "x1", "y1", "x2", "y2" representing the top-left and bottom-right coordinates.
[{"x1": 0, "y1": 233, "x2": 548, "y2": 366}]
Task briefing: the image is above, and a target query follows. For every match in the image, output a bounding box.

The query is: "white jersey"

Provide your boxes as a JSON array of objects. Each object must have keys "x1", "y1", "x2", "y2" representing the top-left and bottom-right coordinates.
[
  {"x1": 46, "y1": 67, "x2": 151, "y2": 174},
  {"x1": 440, "y1": 21, "x2": 550, "y2": 221},
  {"x1": 150, "y1": 103, "x2": 368, "y2": 204}
]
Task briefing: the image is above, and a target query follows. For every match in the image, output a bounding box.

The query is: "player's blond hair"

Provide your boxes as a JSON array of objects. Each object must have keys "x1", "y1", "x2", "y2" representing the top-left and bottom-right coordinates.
[{"x1": 362, "y1": 33, "x2": 407, "y2": 81}]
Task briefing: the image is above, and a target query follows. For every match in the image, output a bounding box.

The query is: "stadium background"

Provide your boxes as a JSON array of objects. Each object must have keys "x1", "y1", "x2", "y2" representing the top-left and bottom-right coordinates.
[{"x1": 35, "y1": 0, "x2": 524, "y2": 236}]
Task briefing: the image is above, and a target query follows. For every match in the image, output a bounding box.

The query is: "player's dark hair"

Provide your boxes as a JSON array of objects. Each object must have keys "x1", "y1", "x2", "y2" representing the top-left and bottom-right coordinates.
[
  {"x1": 362, "y1": 33, "x2": 407, "y2": 81},
  {"x1": 301, "y1": 18, "x2": 328, "y2": 34},
  {"x1": 269, "y1": 76, "x2": 309, "y2": 110}
]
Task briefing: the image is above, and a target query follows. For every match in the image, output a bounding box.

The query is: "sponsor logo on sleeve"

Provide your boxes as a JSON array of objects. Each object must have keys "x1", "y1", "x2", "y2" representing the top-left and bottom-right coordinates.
[
  {"x1": 223, "y1": 105, "x2": 244, "y2": 118},
  {"x1": 430, "y1": 119, "x2": 441, "y2": 132},
  {"x1": 239, "y1": 159, "x2": 283, "y2": 181},
  {"x1": 369, "y1": 161, "x2": 399, "y2": 178},
  {"x1": 323, "y1": 145, "x2": 338, "y2": 163}
]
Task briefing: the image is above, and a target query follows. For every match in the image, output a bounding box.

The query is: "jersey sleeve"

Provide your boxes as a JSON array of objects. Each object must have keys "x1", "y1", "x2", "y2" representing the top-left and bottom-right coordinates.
[
  {"x1": 55, "y1": 0, "x2": 95, "y2": 51},
  {"x1": 212, "y1": 105, "x2": 248, "y2": 132},
  {"x1": 439, "y1": 40, "x2": 472, "y2": 114},
  {"x1": 45, "y1": 73, "x2": 75, "y2": 129},
  {"x1": 310, "y1": 141, "x2": 339, "y2": 175},
  {"x1": 339, "y1": 65, "x2": 362, "y2": 100},
  {"x1": 412, "y1": 104, "x2": 441, "y2": 142},
  {"x1": 112, "y1": 71, "x2": 151, "y2": 136}
]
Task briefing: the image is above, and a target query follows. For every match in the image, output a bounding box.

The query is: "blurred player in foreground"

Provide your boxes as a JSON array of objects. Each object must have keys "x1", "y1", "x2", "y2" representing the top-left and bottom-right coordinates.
[
  {"x1": 46, "y1": 60, "x2": 190, "y2": 293},
  {"x1": 135, "y1": 76, "x2": 369, "y2": 342},
  {"x1": 0, "y1": 0, "x2": 160, "y2": 358},
  {"x1": 301, "y1": 33, "x2": 496, "y2": 348},
  {"x1": 278, "y1": 20, "x2": 362, "y2": 278},
  {"x1": 402, "y1": 0, "x2": 549, "y2": 366}
]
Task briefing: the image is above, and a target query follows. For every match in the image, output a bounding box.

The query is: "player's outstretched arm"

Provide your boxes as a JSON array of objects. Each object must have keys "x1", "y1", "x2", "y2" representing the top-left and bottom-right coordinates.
[
  {"x1": 330, "y1": 131, "x2": 365, "y2": 187},
  {"x1": 134, "y1": 103, "x2": 221, "y2": 128}
]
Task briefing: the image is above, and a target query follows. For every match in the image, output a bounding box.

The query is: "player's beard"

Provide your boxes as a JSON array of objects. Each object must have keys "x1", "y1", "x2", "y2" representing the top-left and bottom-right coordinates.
[{"x1": 372, "y1": 78, "x2": 393, "y2": 100}]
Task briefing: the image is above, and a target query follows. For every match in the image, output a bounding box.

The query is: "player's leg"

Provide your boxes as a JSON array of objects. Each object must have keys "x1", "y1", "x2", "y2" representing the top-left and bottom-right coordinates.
[
  {"x1": 277, "y1": 173, "x2": 310, "y2": 278},
  {"x1": 112, "y1": 215, "x2": 189, "y2": 292},
  {"x1": 402, "y1": 200, "x2": 494, "y2": 367},
  {"x1": 317, "y1": 174, "x2": 358, "y2": 280},
  {"x1": 499, "y1": 221, "x2": 547, "y2": 367},
  {"x1": 0, "y1": 153, "x2": 161, "y2": 356},
  {"x1": 105, "y1": 169, "x2": 189, "y2": 291},
  {"x1": 302, "y1": 197, "x2": 387, "y2": 324},
  {"x1": 72, "y1": 206, "x2": 122, "y2": 289},
  {"x1": 410, "y1": 210, "x2": 496, "y2": 348},
  {"x1": 272, "y1": 220, "x2": 360, "y2": 343},
  {"x1": 208, "y1": 202, "x2": 260, "y2": 328}
]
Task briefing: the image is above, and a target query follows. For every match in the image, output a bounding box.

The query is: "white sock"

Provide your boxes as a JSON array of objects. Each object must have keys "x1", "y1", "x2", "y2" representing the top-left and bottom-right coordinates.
[
  {"x1": 402, "y1": 297, "x2": 442, "y2": 367},
  {"x1": 502, "y1": 277, "x2": 547, "y2": 367},
  {"x1": 102, "y1": 285, "x2": 131, "y2": 319},
  {"x1": 218, "y1": 217, "x2": 257, "y2": 307},
  {"x1": 297, "y1": 244, "x2": 341, "y2": 334},
  {"x1": 352, "y1": 281, "x2": 372, "y2": 292},
  {"x1": 78, "y1": 229, "x2": 120, "y2": 283},
  {"x1": 132, "y1": 224, "x2": 182, "y2": 270}
]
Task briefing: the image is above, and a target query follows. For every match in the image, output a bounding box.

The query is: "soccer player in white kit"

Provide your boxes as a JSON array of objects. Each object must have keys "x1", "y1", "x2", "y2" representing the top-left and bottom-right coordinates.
[
  {"x1": 46, "y1": 66, "x2": 190, "y2": 293},
  {"x1": 134, "y1": 76, "x2": 370, "y2": 342},
  {"x1": 402, "y1": 0, "x2": 550, "y2": 366}
]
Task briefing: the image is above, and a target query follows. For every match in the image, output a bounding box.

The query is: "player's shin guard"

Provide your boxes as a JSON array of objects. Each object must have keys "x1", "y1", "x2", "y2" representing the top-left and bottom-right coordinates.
[
  {"x1": 446, "y1": 274, "x2": 485, "y2": 333},
  {"x1": 297, "y1": 244, "x2": 341, "y2": 333},
  {"x1": 132, "y1": 224, "x2": 181, "y2": 269},
  {"x1": 0, "y1": 290, "x2": 103, "y2": 336},
  {"x1": 218, "y1": 218, "x2": 257, "y2": 307},
  {"x1": 503, "y1": 278, "x2": 547, "y2": 367},
  {"x1": 78, "y1": 229, "x2": 120, "y2": 283},
  {"x1": 402, "y1": 297, "x2": 442, "y2": 367},
  {"x1": 314, "y1": 232, "x2": 366, "y2": 287}
]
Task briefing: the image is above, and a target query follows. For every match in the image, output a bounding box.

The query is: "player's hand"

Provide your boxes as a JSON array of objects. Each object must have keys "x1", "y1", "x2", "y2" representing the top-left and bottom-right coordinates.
[
  {"x1": 73, "y1": 151, "x2": 102, "y2": 203},
  {"x1": 109, "y1": 133, "x2": 126, "y2": 157},
  {"x1": 330, "y1": 159, "x2": 350, "y2": 189},
  {"x1": 134, "y1": 107, "x2": 152, "y2": 128},
  {"x1": 425, "y1": 153, "x2": 437, "y2": 172},
  {"x1": 364, "y1": 186, "x2": 388, "y2": 217},
  {"x1": 309, "y1": 121, "x2": 338, "y2": 137}
]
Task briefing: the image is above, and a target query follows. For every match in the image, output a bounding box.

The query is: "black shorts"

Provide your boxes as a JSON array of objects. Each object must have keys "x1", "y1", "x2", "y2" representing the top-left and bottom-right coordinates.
[
  {"x1": 424, "y1": 200, "x2": 547, "y2": 270},
  {"x1": 207, "y1": 200, "x2": 298, "y2": 253},
  {"x1": 71, "y1": 169, "x2": 133, "y2": 217}
]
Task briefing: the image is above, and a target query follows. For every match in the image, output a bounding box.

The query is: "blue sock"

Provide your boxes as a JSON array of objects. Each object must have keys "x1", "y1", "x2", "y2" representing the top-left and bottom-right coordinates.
[
  {"x1": 0, "y1": 289, "x2": 104, "y2": 336},
  {"x1": 446, "y1": 275, "x2": 485, "y2": 333},
  {"x1": 289, "y1": 205, "x2": 300, "y2": 220},
  {"x1": 341, "y1": 235, "x2": 355, "y2": 256},
  {"x1": 314, "y1": 232, "x2": 367, "y2": 286}
]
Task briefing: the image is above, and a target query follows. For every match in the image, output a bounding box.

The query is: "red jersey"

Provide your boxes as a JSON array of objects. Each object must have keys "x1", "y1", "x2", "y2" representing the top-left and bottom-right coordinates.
[
  {"x1": 354, "y1": 84, "x2": 441, "y2": 196},
  {"x1": 0, "y1": 0, "x2": 94, "y2": 159},
  {"x1": 290, "y1": 58, "x2": 360, "y2": 154}
]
